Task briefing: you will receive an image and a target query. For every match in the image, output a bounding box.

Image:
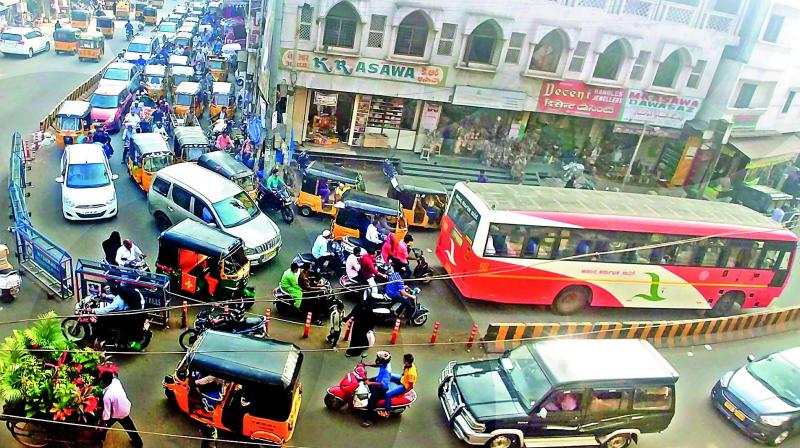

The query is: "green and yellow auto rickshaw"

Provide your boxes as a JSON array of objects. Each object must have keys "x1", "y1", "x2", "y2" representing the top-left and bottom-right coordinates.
[
  {"x1": 97, "y1": 16, "x2": 114, "y2": 38},
  {"x1": 174, "y1": 81, "x2": 203, "y2": 118},
  {"x1": 54, "y1": 28, "x2": 80, "y2": 54},
  {"x1": 197, "y1": 151, "x2": 256, "y2": 199},
  {"x1": 115, "y1": 1, "x2": 130, "y2": 20},
  {"x1": 77, "y1": 32, "x2": 104, "y2": 62},
  {"x1": 155, "y1": 219, "x2": 252, "y2": 301},
  {"x1": 207, "y1": 55, "x2": 228, "y2": 81},
  {"x1": 296, "y1": 160, "x2": 364, "y2": 218},
  {"x1": 209, "y1": 82, "x2": 234, "y2": 120},
  {"x1": 331, "y1": 190, "x2": 407, "y2": 241},
  {"x1": 71, "y1": 10, "x2": 90, "y2": 30},
  {"x1": 169, "y1": 65, "x2": 194, "y2": 94},
  {"x1": 387, "y1": 175, "x2": 448, "y2": 229},
  {"x1": 128, "y1": 132, "x2": 173, "y2": 191},
  {"x1": 172, "y1": 125, "x2": 210, "y2": 162},
  {"x1": 54, "y1": 100, "x2": 92, "y2": 149},
  {"x1": 144, "y1": 64, "x2": 167, "y2": 101},
  {"x1": 143, "y1": 6, "x2": 158, "y2": 25}
]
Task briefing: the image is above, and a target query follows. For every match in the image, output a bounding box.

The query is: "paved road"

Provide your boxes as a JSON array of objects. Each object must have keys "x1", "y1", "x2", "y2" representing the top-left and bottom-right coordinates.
[{"x1": 2, "y1": 7, "x2": 800, "y2": 448}]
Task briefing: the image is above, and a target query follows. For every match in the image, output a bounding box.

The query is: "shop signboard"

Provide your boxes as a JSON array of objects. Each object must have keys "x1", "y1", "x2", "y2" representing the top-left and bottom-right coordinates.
[
  {"x1": 314, "y1": 92, "x2": 338, "y2": 107},
  {"x1": 452, "y1": 86, "x2": 526, "y2": 111},
  {"x1": 537, "y1": 80, "x2": 624, "y2": 120},
  {"x1": 420, "y1": 102, "x2": 442, "y2": 130},
  {"x1": 622, "y1": 90, "x2": 703, "y2": 129},
  {"x1": 280, "y1": 49, "x2": 447, "y2": 86}
]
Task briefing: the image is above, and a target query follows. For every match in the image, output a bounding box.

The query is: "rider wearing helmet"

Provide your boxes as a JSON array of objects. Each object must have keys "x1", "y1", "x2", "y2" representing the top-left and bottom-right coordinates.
[{"x1": 362, "y1": 351, "x2": 393, "y2": 427}]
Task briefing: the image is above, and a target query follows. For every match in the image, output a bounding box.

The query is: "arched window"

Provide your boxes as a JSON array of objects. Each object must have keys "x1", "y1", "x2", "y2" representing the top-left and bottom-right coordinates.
[
  {"x1": 464, "y1": 20, "x2": 501, "y2": 65},
  {"x1": 652, "y1": 50, "x2": 686, "y2": 88},
  {"x1": 592, "y1": 39, "x2": 627, "y2": 80},
  {"x1": 394, "y1": 11, "x2": 429, "y2": 57},
  {"x1": 529, "y1": 30, "x2": 565, "y2": 73},
  {"x1": 323, "y1": 2, "x2": 359, "y2": 49}
]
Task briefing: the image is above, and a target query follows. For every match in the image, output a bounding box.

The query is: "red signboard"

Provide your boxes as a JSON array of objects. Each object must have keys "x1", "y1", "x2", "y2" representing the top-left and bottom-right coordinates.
[{"x1": 537, "y1": 80, "x2": 625, "y2": 120}]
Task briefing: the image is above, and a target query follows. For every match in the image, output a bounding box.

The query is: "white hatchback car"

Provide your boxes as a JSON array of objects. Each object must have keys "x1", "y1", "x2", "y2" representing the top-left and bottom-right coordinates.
[
  {"x1": 0, "y1": 27, "x2": 50, "y2": 58},
  {"x1": 57, "y1": 144, "x2": 119, "y2": 221}
]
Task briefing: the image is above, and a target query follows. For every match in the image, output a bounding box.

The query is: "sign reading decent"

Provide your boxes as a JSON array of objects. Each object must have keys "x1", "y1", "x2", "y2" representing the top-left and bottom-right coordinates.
[
  {"x1": 280, "y1": 49, "x2": 447, "y2": 86},
  {"x1": 537, "y1": 80, "x2": 625, "y2": 120},
  {"x1": 622, "y1": 90, "x2": 703, "y2": 129}
]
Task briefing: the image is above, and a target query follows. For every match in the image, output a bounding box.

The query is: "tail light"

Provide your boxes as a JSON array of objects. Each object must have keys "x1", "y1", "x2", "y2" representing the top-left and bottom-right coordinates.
[{"x1": 17, "y1": 40, "x2": 24, "y2": 45}]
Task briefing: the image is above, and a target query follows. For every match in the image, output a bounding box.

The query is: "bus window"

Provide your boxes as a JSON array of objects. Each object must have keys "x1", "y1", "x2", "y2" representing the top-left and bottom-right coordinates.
[
  {"x1": 557, "y1": 230, "x2": 599, "y2": 260},
  {"x1": 673, "y1": 242, "x2": 695, "y2": 266},
  {"x1": 447, "y1": 191, "x2": 479, "y2": 243},
  {"x1": 723, "y1": 239, "x2": 760, "y2": 268},
  {"x1": 696, "y1": 239, "x2": 725, "y2": 267},
  {"x1": 519, "y1": 227, "x2": 559, "y2": 259},
  {"x1": 486, "y1": 225, "x2": 508, "y2": 257}
]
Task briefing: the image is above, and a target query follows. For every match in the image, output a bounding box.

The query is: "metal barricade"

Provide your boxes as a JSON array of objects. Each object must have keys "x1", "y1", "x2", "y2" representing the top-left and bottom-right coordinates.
[
  {"x1": 75, "y1": 259, "x2": 171, "y2": 327},
  {"x1": 8, "y1": 132, "x2": 30, "y2": 225},
  {"x1": 12, "y1": 221, "x2": 74, "y2": 300}
]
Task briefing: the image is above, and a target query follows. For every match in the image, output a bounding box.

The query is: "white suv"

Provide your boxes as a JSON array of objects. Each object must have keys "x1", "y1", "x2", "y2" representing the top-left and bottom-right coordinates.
[{"x1": 0, "y1": 27, "x2": 50, "y2": 58}]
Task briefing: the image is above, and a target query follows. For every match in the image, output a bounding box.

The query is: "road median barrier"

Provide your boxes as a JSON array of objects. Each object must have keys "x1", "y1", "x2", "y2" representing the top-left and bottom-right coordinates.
[{"x1": 482, "y1": 306, "x2": 800, "y2": 353}]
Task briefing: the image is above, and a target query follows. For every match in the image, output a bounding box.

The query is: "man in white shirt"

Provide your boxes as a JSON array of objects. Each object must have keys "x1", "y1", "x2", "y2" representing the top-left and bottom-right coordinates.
[
  {"x1": 101, "y1": 371, "x2": 143, "y2": 447},
  {"x1": 772, "y1": 205, "x2": 787, "y2": 223},
  {"x1": 345, "y1": 247, "x2": 362, "y2": 281},
  {"x1": 123, "y1": 110, "x2": 141, "y2": 130},
  {"x1": 116, "y1": 239, "x2": 145, "y2": 267},
  {"x1": 365, "y1": 218, "x2": 383, "y2": 252}
]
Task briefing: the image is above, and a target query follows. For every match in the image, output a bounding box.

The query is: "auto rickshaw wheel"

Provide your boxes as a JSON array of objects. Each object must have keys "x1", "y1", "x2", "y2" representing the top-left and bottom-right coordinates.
[{"x1": 298, "y1": 205, "x2": 312, "y2": 217}]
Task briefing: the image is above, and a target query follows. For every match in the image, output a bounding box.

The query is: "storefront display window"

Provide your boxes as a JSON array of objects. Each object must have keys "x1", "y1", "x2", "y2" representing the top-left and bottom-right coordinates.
[
  {"x1": 306, "y1": 90, "x2": 355, "y2": 146},
  {"x1": 350, "y1": 95, "x2": 421, "y2": 149}
]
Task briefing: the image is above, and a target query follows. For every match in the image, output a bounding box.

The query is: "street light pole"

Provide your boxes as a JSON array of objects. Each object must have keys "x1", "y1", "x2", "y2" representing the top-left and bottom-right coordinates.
[{"x1": 622, "y1": 123, "x2": 656, "y2": 189}]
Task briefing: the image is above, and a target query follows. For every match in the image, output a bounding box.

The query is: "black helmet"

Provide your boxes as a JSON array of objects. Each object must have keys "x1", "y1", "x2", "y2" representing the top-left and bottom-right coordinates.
[{"x1": 375, "y1": 351, "x2": 391, "y2": 366}]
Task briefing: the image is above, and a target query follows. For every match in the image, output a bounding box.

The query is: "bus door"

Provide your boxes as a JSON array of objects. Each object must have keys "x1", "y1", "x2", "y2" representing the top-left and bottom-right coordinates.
[{"x1": 761, "y1": 242, "x2": 795, "y2": 287}]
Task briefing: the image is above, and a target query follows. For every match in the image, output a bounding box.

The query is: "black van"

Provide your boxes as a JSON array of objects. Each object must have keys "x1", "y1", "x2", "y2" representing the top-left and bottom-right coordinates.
[{"x1": 438, "y1": 339, "x2": 679, "y2": 448}]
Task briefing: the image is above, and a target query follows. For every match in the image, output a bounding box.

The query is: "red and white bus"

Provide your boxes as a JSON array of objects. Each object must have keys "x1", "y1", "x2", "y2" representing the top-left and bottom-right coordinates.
[{"x1": 436, "y1": 182, "x2": 798, "y2": 316}]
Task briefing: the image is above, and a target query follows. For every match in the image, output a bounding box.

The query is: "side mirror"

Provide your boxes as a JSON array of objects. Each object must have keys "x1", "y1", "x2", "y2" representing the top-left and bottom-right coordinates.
[
  {"x1": 207, "y1": 222, "x2": 217, "y2": 228},
  {"x1": 747, "y1": 354, "x2": 755, "y2": 362},
  {"x1": 55, "y1": 176, "x2": 64, "y2": 183},
  {"x1": 111, "y1": 174, "x2": 119, "y2": 180},
  {"x1": 537, "y1": 408, "x2": 548, "y2": 419}
]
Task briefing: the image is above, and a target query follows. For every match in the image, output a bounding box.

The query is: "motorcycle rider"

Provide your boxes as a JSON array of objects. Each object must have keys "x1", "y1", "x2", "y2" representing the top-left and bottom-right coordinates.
[
  {"x1": 0, "y1": 243, "x2": 14, "y2": 274},
  {"x1": 345, "y1": 247, "x2": 361, "y2": 284},
  {"x1": 215, "y1": 131, "x2": 232, "y2": 151},
  {"x1": 93, "y1": 287, "x2": 129, "y2": 315},
  {"x1": 362, "y1": 351, "x2": 393, "y2": 427},
  {"x1": 312, "y1": 230, "x2": 336, "y2": 272},
  {"x1": 121, "y1": 123, "x2": 136, "y2": 163},
  {"x1": 125, "y1": 20, "x2": 134, "y2": 39},
  {"x1": 357, "y1": 247, "x2": 385, "y2": 300},
  {"x1": 364, "y1": 217, "x2": 383, "y2": 253},
  {"x1": 298, "y1": 263, "x2": 326, "y2": 323},
  {"x1": 92, "y1": 125, "x2": 113, "y2": 158},
  {"x1": 116, "y1": 239, "x2": 146, "y2": 268},
  {"x1": 280, "y1": 262, "x2": 303, "y2": 309},
  {"x1": 134, "y1": 54, "x2": 146, "y2": 70},
  {"x1": 384, "y1": 270, "x2": 418, "y2": 318},
  {"x1": 384, "y1": 354, "x2": 416, "y2": 415}
]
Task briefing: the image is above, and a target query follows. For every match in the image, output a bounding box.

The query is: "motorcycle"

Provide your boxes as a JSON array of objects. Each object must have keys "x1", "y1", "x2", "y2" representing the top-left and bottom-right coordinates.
[
  {"x1": 272, "y1": 277, "x2": 342, "y2": 325},
  {"x1": 324, "y1": 356, "x2": 417, "y2": 415},
  {"x1": 0, "y1": 269, "x2": 21, "y2": 304},
  {"x1": 61, "y1": 289, "x2": 152, "y2": 350},
  {"x1": 339, "y1": 270, "x2": 430, "y2": 327},
  {"x1": 257, "y1": 183, "x2": 295, "y2": 224},
  {"x1": 178, "y1": 304, "x2": 265, "y2": 350},
  {"x1": 295, "y1": 240, "x2": 346, "y2": 279},
  {"x1": 126, "y1": 28, "x2": 134, "y2": 41},
  {"x1": 121, "y1": 256, "x2": 150, "y2": 273},
  {"x1": 409, "y1": 247, "x2": 434, "y2": 285}
]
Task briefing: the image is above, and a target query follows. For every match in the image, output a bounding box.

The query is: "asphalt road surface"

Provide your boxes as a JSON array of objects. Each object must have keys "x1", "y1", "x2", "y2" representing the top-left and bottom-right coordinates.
[{"x1": 1, "y1": 6, "x2": 800, "y2": 448}]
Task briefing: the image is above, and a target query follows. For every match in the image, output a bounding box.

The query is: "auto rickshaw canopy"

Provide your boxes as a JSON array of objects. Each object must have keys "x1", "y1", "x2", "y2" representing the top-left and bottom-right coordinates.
[
  {"x1": 169, "y1": 54, "x2": 190, "y2": 67},
  {"x1": 71, "y1": 9, "x2": 90, "y2": 20},
  {"x1": 390, "y1": 175, "x2": 448, "y2": 196},
  {"x1": 187, "y1": 330, "x2": 303, "y2": 389},
  {"x1": 131, "y1": 133, "x2": 170, "y2": 158},
  {"x1": 79, "y1": 32, "x2": 104, "y2": 47},
  {"x1": 207, "y1": 55, "x2": 227, "y2": 70},
  {"x1": 171, "y1": 65, "x2": 194, "y2": 79},
  {"x1": 145, "y1": 64, "x2": 167, "y2": 77},
  {"x1": 176, "y1": 31, "x2": 193, "y2": 42},
  {"x1": 175, "y1": 81, "x2": 201, "y2": 96},
  {"x1": 173, "y1": 126, "x2": 209, "y2": 160},
  {"x1": 143, "y1": 6, "x2": 157, "y2": 15},
  {"x1": 211, "y1": 82, "x2": 232, "y2": 102},
  {"x1": 197, "y1": 151, "x2": 250, "y2": 180},
  {"x1": 57, "y1": 100, "x2": 92, "y2": 119},
  {"x1": 54, "y1": 28, "x2": 80, "y2": 42},
  {"x1": 96, "y1": 16, "x2": 114, "y2": 28},
  {"x1": 303, "y1": 160, "x2": 361, "y2": 185},
  {"x1": 158, "y1": 219, "x2": 244, "y2": 261},
  {"x1": 339, "y1": 190, "x2": 401, "y2": 217}
]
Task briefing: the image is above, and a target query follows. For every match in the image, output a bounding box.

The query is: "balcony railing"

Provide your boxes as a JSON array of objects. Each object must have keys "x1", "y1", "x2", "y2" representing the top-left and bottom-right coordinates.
[{"x1": 541, "y1": 0, "x2": 738, "y2": 34}]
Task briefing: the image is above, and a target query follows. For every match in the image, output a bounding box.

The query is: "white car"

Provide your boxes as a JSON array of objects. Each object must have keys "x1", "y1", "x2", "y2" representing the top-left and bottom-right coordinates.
[
  {"x1": 98, "y1": 62, "x2": 142, "y2": 93},
  {"x1": 57, "y1": 144, "x2": 118, "y2": 221},
  {"x1": 0, "y1": 27, "x2": 50, "y2": 58},
  {"x1": 124, "y1": 36, "x2": 160, "y2": 63}
]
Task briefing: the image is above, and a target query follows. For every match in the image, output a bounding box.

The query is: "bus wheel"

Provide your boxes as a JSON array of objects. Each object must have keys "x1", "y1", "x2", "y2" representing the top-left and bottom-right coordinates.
[
  {"x1": 707, "y1": 292, "x2": 743, "y2": 318},
  {"x1": 552, "y1": 286, "x2": 591, "y2": 315}
]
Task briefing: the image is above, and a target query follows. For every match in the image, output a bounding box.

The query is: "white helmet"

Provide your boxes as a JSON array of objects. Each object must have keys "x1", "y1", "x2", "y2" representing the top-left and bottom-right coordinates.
[{"x1": 375, "y1": 351, "x2": 391, "y2": 366}]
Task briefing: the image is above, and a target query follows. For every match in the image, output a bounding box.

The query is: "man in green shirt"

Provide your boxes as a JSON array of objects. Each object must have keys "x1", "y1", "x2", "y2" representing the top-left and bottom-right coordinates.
[
  {"x1": 281, "y1": 262, "x2": 303, "y2": 308},
  {"x1": 265, "y1": 168, "x2": 285, "y2": 191}
]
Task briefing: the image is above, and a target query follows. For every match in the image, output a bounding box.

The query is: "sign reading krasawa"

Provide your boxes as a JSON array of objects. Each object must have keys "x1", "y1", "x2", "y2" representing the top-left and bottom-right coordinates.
[
  {"x1": 280, "y1": 49, "x2": 447, "y2": 86},
  {"x1": 537, "y1": 80, "x2": 624, "y2": 120},
  {"x1": 622, "y1": 90, "x2": 703, "y2": 129}
]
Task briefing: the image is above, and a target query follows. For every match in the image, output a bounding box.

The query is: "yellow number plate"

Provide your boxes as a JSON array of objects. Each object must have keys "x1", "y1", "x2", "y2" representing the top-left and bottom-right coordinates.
[
  {"x1": 724, "y1": 401, "x2": 746, "y2": 421},
  {"x1": 724, "y1": 401, "x2": 735, "y2": 412}
]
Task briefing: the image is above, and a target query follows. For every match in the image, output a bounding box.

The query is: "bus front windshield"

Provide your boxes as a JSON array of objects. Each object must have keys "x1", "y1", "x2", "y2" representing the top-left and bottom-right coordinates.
[
  {"x1": 502, "y1": 346, "x2": 552, "y2": 410},
  {"x1": 213, "y1": 192, "x2": 259, "y2": 227}
]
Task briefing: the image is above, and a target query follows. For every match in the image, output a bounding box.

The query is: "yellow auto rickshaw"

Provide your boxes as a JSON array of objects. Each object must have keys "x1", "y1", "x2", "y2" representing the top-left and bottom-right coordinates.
[
  {"x1": 172, "y1": 126, "x2": 210, "y2": 161},
  {"x1": 295, "y1": 160, "x2": 364, "y2": 218},
  {"x1": 71, "y1": 10, "x2": 91, "y2": 31},
  {"x1": 143, "y1": 6, "x2": 158, "y2": 25},
  {"x1": 168, "y1": 54, "x2": 189, "y2": 69},
  {"x1": 330, "y1": 190, "x2": 408, "y2": 241},
  {"x1": 115, "y1": 1, "x2": 130, "y2": 20},
  {"x1": 97, "y1": 16, "x2": 114, "y2": 38},
  {"x1": 207, "y1": 55, "x2": 228, "y2": 81},
  {"x1": 78, "y1": 32, "x2": 105, "y2": 62},
  {"x1": 169, "y1": 65, "x2": 194, "y2": 94},
  {"x1": 53, "y1": 28, "x2": 80, "y2": 54},
  {"x1": 174, "y1": 31, "x2": 192, "y2": 51},
  {"x1": 144, "y1": 64, "x2": 167, "y2": 101},
  {"x1": 387, "y1": 175, "x2": 448, "y2": 229},
  {"x1": 210, "y1": 82, "x2": 234, "y2": 120},
  {"x1": 54, "y1": 101, "x2": 93, "y2": 149},
  {"x1": 133, "y1": 1, "x2": 148, "y2": 21},
  {"x1": 174, "y1": 81, "x2": 203, "y2": 117},
  {"x1": 128, "y1": 133, "x2": 173, "y2": 191}
]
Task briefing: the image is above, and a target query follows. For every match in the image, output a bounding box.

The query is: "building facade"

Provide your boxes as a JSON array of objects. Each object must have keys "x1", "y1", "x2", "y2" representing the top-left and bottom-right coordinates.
[
  {"x1": 695, "y1": 0, "x2": 800, "y2": 197},
  {"x1": 273, "y1": 0, "x2": 748, "y2": 182}
]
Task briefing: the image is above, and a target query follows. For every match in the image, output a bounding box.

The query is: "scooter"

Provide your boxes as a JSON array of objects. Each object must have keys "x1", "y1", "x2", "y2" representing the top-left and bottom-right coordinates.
[
  {"x1": 295, "y1": 240, "x2": 345, "y2": 279},
  {"x1": 257, "y1": 183, "x2": 294, "y2": 224},
  {"x1": 178, "y1": 304, "x2": 265, "y2": 350},
  {"x1": 126, "y1": 28, "x2": 134, "y2": 41},
  {"x1": 324, "y1": 357, "x2": 417, "y2": 415},
  {"x1": 61, "y1": 289, "x2": 152, "y2": 351},
  {"x1": 272, "y1": 277, "x2": 342, "y2": 325},
  {"x1": 409, "y1": 247, "x2": 434, "y2": 285},
  {"x1": 339, "y1": 273, "x2": 430, "y2": 327},
  {"x1": 0, "y1": 269, "x2": 21, "y2": 304}
]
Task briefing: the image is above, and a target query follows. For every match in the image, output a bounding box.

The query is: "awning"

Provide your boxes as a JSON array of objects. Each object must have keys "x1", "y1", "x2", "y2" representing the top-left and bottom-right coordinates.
[
  {"x1": 729, "y1": 133, "x2": 800, "y2": 169},
  {"x1": 0, "y1": 0, "x2": 20, "y2": 7}
]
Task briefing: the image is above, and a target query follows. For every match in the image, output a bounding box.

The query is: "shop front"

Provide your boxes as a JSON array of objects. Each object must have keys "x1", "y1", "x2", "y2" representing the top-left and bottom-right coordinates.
[{"x1": 279, "y1": 49, "x2": 450, "y2": 151}]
